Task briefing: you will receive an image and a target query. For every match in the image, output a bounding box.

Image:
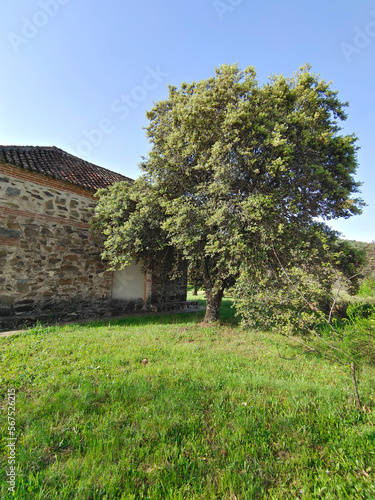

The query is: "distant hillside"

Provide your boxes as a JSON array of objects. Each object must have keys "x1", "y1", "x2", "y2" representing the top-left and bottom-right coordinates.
[{"x1": 345, "y1": 240, "x2": 375, "y2": 279}]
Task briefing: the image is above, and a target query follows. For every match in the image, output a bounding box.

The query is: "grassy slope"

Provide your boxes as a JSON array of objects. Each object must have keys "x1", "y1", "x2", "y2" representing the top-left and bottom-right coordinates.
[{"x1": 1, "y1": 298, "x2": 374, "y2": 499}]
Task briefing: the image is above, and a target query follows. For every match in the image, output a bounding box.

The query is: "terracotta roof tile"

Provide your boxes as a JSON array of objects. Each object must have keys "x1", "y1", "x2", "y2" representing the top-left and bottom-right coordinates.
[{"x1": 0, "y1": 145, "x2": 132, "y2": 190}]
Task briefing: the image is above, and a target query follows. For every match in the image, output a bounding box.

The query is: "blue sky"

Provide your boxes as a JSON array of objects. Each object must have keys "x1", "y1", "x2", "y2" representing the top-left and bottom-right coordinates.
[{"x1": 1, "y1": 0, "x2": 374, "y2": 242}]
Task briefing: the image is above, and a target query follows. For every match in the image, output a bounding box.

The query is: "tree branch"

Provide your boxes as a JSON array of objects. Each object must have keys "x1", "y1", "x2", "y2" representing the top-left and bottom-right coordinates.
[{"x1": 329, "y1": 283, "x2": 342, "y2": 324}]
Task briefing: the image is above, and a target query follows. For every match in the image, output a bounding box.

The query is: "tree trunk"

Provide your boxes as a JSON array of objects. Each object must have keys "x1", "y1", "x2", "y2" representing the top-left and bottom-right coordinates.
[
  {"x1": 204, "y1": 288, "x2": 224, "y2": 323},
  {"x1": 193, "y1": 280, "x2": 198, "y2": 296},
  {"x1": 351, "y1": 362, "x2": 363, "y2": 412}
]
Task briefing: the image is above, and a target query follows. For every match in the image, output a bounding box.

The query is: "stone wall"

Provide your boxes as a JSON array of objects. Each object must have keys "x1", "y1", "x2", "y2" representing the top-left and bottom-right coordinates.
[
  {"x1": 150, "y1": 269, "x2": 188, "y2": 306},
  {"x1": 0, "y1": 162, "x2": 192, "y2": 331},
  {"x1": 0, "y1": 163, "x2": 113, "y2": 329}
]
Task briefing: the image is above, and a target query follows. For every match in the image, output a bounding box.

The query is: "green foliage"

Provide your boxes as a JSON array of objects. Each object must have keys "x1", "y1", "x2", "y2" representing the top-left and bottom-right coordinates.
[
  {"x1": 347, "y1": 301, "x2": 375, "y2": 319},
  {"x1": 347, "y1": 241, "x2": 375, "y2": 280},
  {"x1": 234, "y1": 239, "x2": 374, "y2": 412},
  {"x1": 187, "y1": 257, "x2": 204, "y2": 285},
  {"x1": 333, "y1": 239, "x2": 366, "y2": 295},
  {"x1": 93, "y1": 63, "x2": 363, "y2": 322},
  {"x1": 234, "y1": 264, "x2": 329, "y2": 337},
  {"x1": 233, "y1": 228, "x2": 366, "y2": 335},
  {"x1": 341, "y1": 313, "x2": 375, "y2": 366},
  {"x1": 316, "y1": 310, "x2": 375, "y2": 371},
  {"x1": 92, "y1": 178, "x2": 178, "y2": 276},
  {"x1": 358, "y1": 278, "x2": 375, "y2": 298}
]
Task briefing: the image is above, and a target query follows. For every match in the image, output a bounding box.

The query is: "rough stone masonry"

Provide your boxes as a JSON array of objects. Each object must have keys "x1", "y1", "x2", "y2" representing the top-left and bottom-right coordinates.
[
  {"x1": 0, "y1": 161, "x2": 113, "y2": 329},
  {"x1": 0, "y1": 146, "x2": 191, "y2": 331}
]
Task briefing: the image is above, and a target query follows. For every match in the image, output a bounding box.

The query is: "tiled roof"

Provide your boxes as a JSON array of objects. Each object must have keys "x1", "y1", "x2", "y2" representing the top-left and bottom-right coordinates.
[{"x1": 0, "y1": 145, "x2": 132, "y2": 191}]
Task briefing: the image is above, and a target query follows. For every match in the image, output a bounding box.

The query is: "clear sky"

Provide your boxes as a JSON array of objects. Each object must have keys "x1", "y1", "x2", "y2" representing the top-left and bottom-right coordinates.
[{"x1": 1, "y1": 0, "x2": 374, "y2": 242}]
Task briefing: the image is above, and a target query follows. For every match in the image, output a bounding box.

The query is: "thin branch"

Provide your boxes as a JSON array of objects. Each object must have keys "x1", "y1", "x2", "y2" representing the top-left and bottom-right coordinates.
[
  {"x1": 329, "y1": 283, "x2": 342, "y2": 324},
  {"x1": 348, "y1": 270, "x2": 366, "y2": 281},
  {"x1": 351, "y1": 362, "x2": 363, "y2": 412}
]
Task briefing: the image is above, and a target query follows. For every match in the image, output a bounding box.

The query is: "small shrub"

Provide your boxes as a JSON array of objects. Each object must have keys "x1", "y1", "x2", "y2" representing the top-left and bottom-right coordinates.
[
  {"x1": 346, "y1": 302, "x2": 375, "y2": 320},
  {"x1": 341, "y1": 313, "x2": 375, "y2": 366},
  {"x1": 357, "y1": 278, "x2": 375, "y2": 298}
]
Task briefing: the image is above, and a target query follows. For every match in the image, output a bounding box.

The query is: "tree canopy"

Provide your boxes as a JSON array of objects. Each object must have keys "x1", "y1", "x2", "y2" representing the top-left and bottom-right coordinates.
[{"x1": 93, "y1": 64, "x2": 363, "y2": 322}]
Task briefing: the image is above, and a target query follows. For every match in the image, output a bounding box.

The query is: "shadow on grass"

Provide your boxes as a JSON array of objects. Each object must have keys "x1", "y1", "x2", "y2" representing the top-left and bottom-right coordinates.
[
  {"x1": 73, "y1": 297, "x2": 238, "y2": 330},
  {"x1": 7, "y1": 297, "x2": 238, "y2": 338}
]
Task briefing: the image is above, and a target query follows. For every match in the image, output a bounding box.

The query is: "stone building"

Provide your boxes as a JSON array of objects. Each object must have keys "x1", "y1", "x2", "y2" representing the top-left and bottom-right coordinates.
[{"x1": 0, "y1": 146, "x2": 189, "y2": 330}]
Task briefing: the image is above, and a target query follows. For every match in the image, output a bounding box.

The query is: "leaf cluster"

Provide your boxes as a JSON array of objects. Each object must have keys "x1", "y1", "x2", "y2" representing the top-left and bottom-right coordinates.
[
  {"x1": 92, "y1": 179, "x2": 177, "y2": 275},
  {"x1": 233, "y1": 225, "x2": 366, "y2": 336}
]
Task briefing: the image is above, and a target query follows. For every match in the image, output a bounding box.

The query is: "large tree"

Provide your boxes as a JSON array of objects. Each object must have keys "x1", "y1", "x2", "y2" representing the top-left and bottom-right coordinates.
[{"x1": 94, "y1": 64, "x2": 363, "y2": 322}]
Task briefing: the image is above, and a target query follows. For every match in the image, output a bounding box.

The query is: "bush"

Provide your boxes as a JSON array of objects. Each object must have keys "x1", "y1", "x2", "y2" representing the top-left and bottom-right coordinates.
[
  {"x1": 233, "y1": 266, "x2": 330, "y2": 336},
  {"x1": 346, "y1": 302, "x2": 375, "y2": 320},
  {"x1": 357, "y1": 278, "x2": 375, "y2": 298},
  {"x1": 340, "y1": 312, "x2": 375, "y2": 367}
]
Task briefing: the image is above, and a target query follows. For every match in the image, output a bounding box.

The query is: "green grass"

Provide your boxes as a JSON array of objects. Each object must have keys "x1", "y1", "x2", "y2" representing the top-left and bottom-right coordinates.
[{"x1": 1, "y1": 299, "x2": 374, "y2": 499}]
